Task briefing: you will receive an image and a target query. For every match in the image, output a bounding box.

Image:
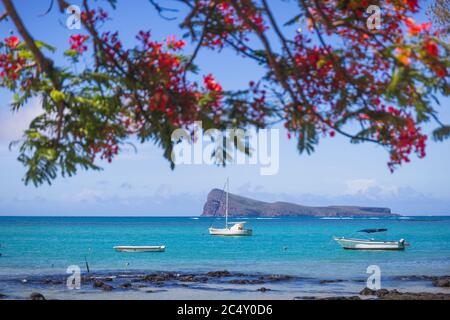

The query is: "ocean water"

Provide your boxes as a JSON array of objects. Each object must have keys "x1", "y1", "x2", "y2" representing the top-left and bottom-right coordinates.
[{"x1": 0, "y1": 216, "x2": 449, "y2": 281}]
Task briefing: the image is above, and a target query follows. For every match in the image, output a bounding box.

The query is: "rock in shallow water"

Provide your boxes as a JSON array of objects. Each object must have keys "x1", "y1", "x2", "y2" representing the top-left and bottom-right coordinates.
[
  {"x1": 321, "y1": 296, "x2": 361, "y2": 300},
  {"x1": 93, "y1": 280, "x2": 113, "y2": 291},
  {"x1": 359, "y1": 287, "x2": 376, "y2": 295},
  {"x1": 206, "y1": 270, "x2": 231, "y2": 277},
  {"x1": 229, "y1": 279, "x2": 265, "y2": 285},
  {"x1": 179, "y1": 276, "x2": 208, "y2": 283},
  {"x1": 319, "y1": 279, "x2": 344, "y2": 284},
  {"x1": 433, "y1": 278, "x2": 450, "y2": 288},
  {"x1": 102, "y1": 284, "x2": 113, "y2": 291},
  {"x1": 120, "y1": 282, "x2": 132, "y2": 289},
  {"x1": 358, "y1": 287, "x2": 450, "y2": 300},
  {"x1": 30, "y1": 292, "x2": 45, "y2": 300},
  {"x1": 379, "y1": 290, "x2": 450, "y2": 300}
]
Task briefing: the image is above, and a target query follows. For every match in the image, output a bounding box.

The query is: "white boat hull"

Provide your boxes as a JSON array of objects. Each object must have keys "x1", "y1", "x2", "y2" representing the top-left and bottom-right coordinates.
[
  {"x1": 209, "y1": 228, "x2": 252, "y2": 236},
  {"x1": 113, "y1": 246, "x2": 165, "y2": 252},
  {"x1": 333, "y1": 237, "x2": 406, "y2": 250}
]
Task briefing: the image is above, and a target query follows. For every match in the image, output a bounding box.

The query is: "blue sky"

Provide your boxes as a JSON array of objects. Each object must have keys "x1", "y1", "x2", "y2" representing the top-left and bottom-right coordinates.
[{"x1": 0, "y1": 0, "x2": 449, "y2": 216}]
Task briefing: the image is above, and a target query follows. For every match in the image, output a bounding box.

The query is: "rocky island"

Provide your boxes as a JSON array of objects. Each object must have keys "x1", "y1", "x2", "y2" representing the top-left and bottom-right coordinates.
[{"x1": 202, "y1": 188, "x2": 398, "y2": 217}]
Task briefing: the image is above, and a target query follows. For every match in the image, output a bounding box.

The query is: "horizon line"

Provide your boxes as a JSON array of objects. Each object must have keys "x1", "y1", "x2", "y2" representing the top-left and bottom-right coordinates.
[{"x1": 1, "y1": 214, "x2": 450, "y2": 217}]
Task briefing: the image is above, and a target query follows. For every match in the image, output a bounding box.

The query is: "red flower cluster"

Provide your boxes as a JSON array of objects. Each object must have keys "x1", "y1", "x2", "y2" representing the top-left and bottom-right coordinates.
[
  {"x1": 404, "y1": 18, "x2": 431, "y2": 36},
  {"x1": 69, "y1": 34, "x2": 89, "y2": 54},
  {"x1": 166, "y1": 36, "x2": 186, "y2": 51},
  {"x1": 81, "y1": 8, "x2": 109, "y2": 24},
  {"x1": 0, "y1": 36, "x2": 25, "y2": 81},
  {"x1": 424, "y1": 40, "x2": 438, "y2": 57},
  {"x1": 88, "y1": 130, "x2": 119, "y2": 163},
  {"x1": 387, "y1": 116, "x2": 427, "y2": 171},
  {"x1": 5, "y1": 36, "x2": 19, "y2": 49},
  {"x1": 198, "y1": 0, "x2": 267, "y2": 48},
  {"x1": 203, "y1": 74, "x2": 222, "y2": 92}
]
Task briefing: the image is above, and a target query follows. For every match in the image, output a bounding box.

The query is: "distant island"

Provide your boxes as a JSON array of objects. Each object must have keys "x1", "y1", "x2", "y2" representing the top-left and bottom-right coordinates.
[{"x1": 202, "y1": 189, "x2": 398, "y2": 217}]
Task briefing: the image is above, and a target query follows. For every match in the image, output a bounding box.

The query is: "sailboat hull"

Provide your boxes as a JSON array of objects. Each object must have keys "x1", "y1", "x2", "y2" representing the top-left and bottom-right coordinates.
[{"x1": 209, "y1": 228, "x2": 252, "y2": 236}]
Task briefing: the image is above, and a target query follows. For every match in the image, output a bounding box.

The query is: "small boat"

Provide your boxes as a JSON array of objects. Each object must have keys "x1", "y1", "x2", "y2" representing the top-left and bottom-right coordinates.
[
  {"x1": 333, "y1": 228, "x2": 407, "y2": 250},
  {"x1": 209, "y1": 222, "x2": 252, "y2": 236},
  {"x1": 113, "y1": 245, "x2": 165, "y2": 252},
  {"x1": 209, "y1": 178, "x2": 252, "y2": 236}
]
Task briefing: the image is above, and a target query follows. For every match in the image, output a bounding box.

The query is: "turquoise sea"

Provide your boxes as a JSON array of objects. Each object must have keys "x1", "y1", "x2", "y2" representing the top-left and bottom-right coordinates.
[{"x1": 0, "y1": 216, "x2": 449, "y2": 299}]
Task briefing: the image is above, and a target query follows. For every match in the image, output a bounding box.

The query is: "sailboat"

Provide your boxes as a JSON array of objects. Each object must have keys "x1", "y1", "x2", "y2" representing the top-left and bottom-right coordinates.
[{"x1": 208, "y1": 179, "x2": 252, "y2": 236}]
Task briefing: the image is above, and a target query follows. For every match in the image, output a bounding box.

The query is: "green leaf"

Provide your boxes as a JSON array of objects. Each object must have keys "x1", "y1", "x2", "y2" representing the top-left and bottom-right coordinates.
[
  {"x1": 432, "y1": 126, "x2": 450, "y2": 142},
  {"x1": 64, "y1": 49, "x2": 78, "y2": 57},
  {"x1": 50, "y1": 89, "x2": 65, "y2": 103},
  {"x1": 35, "y1": 40, "x2": 56, "y2": 53},
  {"x1": 284, "y1": 14, "x2": 303, "y2": 27}
]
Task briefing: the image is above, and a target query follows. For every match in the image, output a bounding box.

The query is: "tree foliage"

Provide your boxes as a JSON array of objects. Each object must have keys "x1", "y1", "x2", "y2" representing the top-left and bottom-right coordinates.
[{"x1": 0, "y1": 0, "x2": 449, "y2": 185}]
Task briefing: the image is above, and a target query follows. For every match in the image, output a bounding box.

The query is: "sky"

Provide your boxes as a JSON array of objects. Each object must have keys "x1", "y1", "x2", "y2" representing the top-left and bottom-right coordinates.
[{"x1": 0, "y1": 0, "x2": 449, "y2": 216}]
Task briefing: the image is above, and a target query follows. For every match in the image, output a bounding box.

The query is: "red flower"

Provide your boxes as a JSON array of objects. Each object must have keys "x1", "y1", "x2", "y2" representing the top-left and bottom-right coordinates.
[
  {"x1": 203, "y1": 74, "x2": 222, "y2": 92},
  {"x1": 5, "y1": 36, "x2": 19, "y2": 49},
  {"x1": 166, "y1": 35, "x2": 185, "y2": 50},
  {"x1": 404, "y1": 18, "x2": 431, "y2": 36},
  {"x1": 424, "y1": 40, "x2": 438, "y2": 57},
  {"x1": 435, "y1": 67, "x2": 446, "y2": 78},
  {"x1": 69, "y1": 34, "x2": 89, "y2": 54},
  {"x1": 406, "y1": 0, "x2": 419, "y2": 12}
]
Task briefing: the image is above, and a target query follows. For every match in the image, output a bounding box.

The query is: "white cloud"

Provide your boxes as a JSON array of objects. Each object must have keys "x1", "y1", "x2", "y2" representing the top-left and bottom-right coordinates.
[
  {"x1": 0, "y1": 99, "x2": 43, "y2": 142},
  {"x1": 154, "y1": 184, "x2": 172, "y2": 200},
  {"x1": 345, "y1": 179, "x2": 377, "y2": 194}
]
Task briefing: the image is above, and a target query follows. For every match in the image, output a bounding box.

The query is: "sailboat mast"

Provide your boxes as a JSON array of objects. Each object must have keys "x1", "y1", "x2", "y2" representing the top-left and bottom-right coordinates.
[{"x1": 225, "y1": 178, "x2": 229, "y2": 227}]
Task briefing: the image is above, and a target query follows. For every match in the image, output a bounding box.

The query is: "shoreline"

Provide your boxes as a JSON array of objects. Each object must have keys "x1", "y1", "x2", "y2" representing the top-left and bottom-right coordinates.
[{"x1": 1, "y1": 270, "x2": 449, "y2": 300}]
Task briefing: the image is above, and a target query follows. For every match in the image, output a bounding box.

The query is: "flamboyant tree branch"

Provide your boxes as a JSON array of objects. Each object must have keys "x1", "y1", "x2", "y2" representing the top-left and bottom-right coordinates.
[
  {"x1": 2, "y1": 0, "x2": 54, "y2": 78},
  {"x1": 2, "y1": 0, "x2": 66, "y2": 144}
]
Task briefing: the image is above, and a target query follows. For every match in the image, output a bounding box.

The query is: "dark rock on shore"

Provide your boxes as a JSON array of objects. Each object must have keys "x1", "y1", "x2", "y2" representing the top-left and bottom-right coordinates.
[
  {"x1": 43, "y1": 278, "x2": 63, "y2": 285},
  {"x1": 179, "y1": 276, "x2": 208, "y2": 283},
  {"x1": 102, "y1": 284, "x2": 113, "y2": 291},
  {"x1": 359, "y1": 287, "x2": 377, "y2": 295},
  {"x1": 433, "y1": 277, "x2": 450, "y2": 288},
  {"x1": 380, "y1": 290, "x2": 450, "y2": 300},
  {"x1": 120, "y1": 282, "x2": 132, "y2": 289},
  {"x1": 321, "y1": 296, "x2": 361, "y2": 300},
  {"x1": 319, "y1": 279, "x2": 344, "y2": 284},
  {"x1": 206, "y1": 270, "x2": 231, "y2": 277},
  {"x1": 358, "y1": 287, "x2": 450, "y2": 300},
  {"x1": 30, "y1": 292, "x2": 46, "y2": 300},
  {"x1": 143, "y1": 272, "x2": 178, "y2": 283},
  {"x1": 257, "y1": 287, "x2": 271, "y2": 292},
  {"x1": 229, "y1": 279, "x2": 265, "y2": 285},
  {"x1": 256, "y1": 274, "x2": 293, "y2": 282},
  {"x1": 93, "y1": 280, "x2": 113, "y2": 291},
  {"x1": 0, "y1": 293, "x2": 7, "y2": 299},
  {"x1": 394, "y1": 275, "x2": 450, "y2": 288},
  {"x1": 375, "y1": 288, "x2": 390, "y2": 297}
]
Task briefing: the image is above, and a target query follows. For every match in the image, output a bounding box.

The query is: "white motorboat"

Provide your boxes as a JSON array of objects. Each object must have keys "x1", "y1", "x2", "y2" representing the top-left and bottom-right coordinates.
[
  {"x1": 113, "y1": 245, "x2": 165, "y2": 252},
  {"x1": 208, "y1": 178, "x2": 252, "y2": 236},
  {"x1": 333, "y1": 228, "x2": 407, "y2": 250}
]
